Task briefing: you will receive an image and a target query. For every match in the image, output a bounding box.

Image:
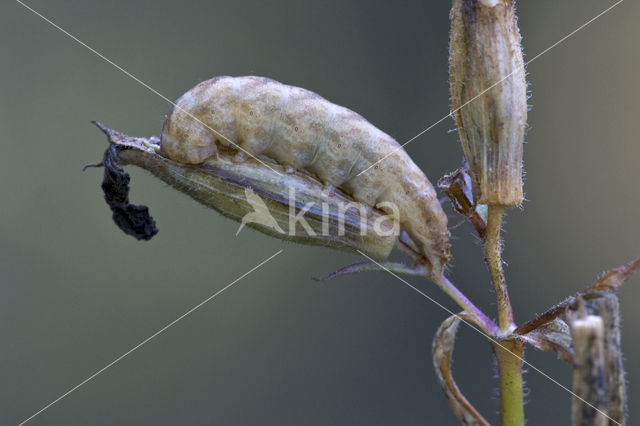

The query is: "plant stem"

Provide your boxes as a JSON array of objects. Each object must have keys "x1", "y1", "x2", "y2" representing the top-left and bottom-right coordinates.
[
  {"x1": 485, "y1": 205, "x2": 515, "y2": 333},
  {"x1": 434, "y1": 275, "x2": 498, "y2": 334},
  {"x1": 485, "y1": 205, "x2": 523, "y2": 425},
  {"x1": 395, "y1": 239, "x2": 498, "y2": 334},
  {"x1": 492, "y1": 339, "x2": 525, "y2": 426}
]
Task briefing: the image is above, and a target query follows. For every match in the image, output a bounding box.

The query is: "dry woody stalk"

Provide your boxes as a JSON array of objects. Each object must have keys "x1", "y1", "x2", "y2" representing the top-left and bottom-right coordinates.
[{"x1": 449, "y1": 0, "x2": 527, "y2": 206}]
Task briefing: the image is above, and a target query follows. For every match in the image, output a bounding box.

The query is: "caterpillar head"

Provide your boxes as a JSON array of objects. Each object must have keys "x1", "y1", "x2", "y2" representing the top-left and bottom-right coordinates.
[{"x1": 160, "y1": 102, "x2": 217, "y2": 165}]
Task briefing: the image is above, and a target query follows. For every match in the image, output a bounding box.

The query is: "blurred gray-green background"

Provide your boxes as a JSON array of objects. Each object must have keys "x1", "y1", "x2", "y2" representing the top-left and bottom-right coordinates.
[{"x1": 1, "y1": 0, "x2": 637, "y2": 424}]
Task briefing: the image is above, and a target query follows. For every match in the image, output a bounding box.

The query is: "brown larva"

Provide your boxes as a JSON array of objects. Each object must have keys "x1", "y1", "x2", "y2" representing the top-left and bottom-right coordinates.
[{"x1": 160, "y1": 76, "x2": 450, "y2": 276}]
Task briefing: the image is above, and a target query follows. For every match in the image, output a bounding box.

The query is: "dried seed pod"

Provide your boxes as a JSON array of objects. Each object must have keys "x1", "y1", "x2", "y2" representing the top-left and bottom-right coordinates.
[
  {"x1": 95, "y1": 123, "x2": 398, "y2": 260},
  {"x1": 449, "y1": 0, "x2": 527, "y2": 206},
  {"x1": 582, "y1": 294, "x2": 627, "y2": 425},
  {"x1": 567, "y1": 309, "x2": 608, "y2": 426},
  {"x1": 160, "y1": 76, "x2": 450, "y2": 276}
]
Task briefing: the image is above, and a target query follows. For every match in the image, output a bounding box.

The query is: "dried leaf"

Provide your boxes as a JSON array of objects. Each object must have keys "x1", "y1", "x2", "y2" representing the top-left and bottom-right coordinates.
[
  {"x1": 515, "y1": 256, "x2": 640, "y2": 335},
  {"x1": 312, "y1": 261, "x2": 426, "y2": 282},
  {"x1": 520, "y1": 318, "x2": 573, "y2": 363},
  {"x1": 433, "y1": 314, "x2": 489, "y2": 426},
  {"x1": 438, "y1": 165, "x2": 487, "y2": 239},
  {"x1": 99, "y1": 144, "x2": 158, "y2": 240},
  {"x1": 587, "y1": 256, "x2": 640, "y2": 292}
]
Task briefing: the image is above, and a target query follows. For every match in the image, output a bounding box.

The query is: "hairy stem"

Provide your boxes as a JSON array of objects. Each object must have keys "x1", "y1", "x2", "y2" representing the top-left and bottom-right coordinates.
[
  {"x1": 485, "y1": 205, "x2": 523, "y2": 425},
  {"x1": 485, "y1": 205, "x2": 514, "y2": 333},
  {"x1": 434, "y1": 275, "x2": 498, "y2": 335},
  {"x1": 492, "y1": 339, "x2": 525, "y2": 426}
]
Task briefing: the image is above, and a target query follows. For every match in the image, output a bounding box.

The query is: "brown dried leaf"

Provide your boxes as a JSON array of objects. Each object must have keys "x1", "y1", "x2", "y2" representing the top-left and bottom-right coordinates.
[
  {"x1": 433, "y1": 314, "x2": 489, "y2": 426},
  {"x1": 520, "y1": 318, "x2": 573, "y2": 363},
  {"x1": 587, "y1": 256, "x2": 640, "y2": 292},
  {"x1": 516, "y1": 256, "x2": 640, "y2": 336},
  {"x1": 438, "y1": 165, "x2": 487, "y2": 239}
]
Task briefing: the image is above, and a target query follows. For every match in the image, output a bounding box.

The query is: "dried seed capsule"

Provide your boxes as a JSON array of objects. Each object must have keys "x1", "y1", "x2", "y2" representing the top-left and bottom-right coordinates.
[
  {"x1": 582, "y1": 294, "x2": 627, "y2": 425},
  {"x1": 449, "y1": 0, "x2": 527, "y2": 206},
  {"x1": 95, "y1": 123, "x2": 398, "y2": 260},
  {"x1": 567, "y1": 309, "x2": 608, "y2": 426}
]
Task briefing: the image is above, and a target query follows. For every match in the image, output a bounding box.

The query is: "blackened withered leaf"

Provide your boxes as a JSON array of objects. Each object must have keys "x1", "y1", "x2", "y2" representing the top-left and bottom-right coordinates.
[{"x1": 101, "y1": 145, "x2": 158, "y2": 240}]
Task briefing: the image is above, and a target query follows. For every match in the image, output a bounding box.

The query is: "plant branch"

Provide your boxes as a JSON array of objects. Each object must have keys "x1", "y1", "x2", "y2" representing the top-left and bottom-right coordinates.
[
  {"x1": 326, "y1": 251, "x2": 499, "y2": 335},
  {"x1": 433, "y1": 274, "x2": 498, "y2": 335},
  {"x1": 515, "y1": 295, "x2": 576, "y2": 336},
  {"x1": 515, "y1": 255, "x2": 640, "y2": 335}
]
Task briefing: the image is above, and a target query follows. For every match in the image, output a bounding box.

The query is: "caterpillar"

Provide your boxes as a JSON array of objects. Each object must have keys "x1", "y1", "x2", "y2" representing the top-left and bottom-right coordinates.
[{"x1": 160, "y1": 76, "x2": 450, "y2": 276}]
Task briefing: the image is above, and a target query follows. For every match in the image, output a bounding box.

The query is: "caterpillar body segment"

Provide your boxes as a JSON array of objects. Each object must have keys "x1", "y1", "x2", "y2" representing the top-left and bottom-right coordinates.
[{"x1": 160, "y1": 76, "x2": 450, "y2": 276}]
